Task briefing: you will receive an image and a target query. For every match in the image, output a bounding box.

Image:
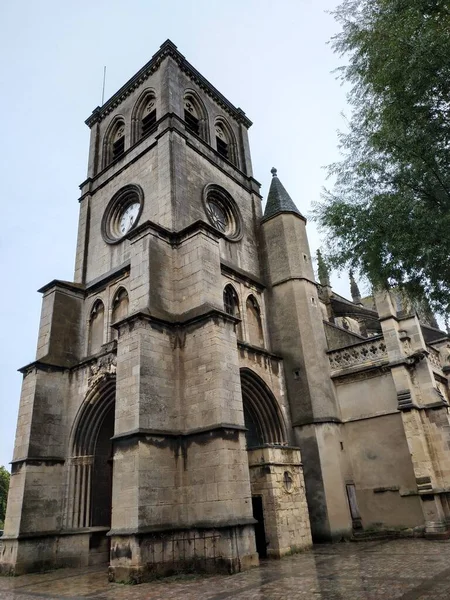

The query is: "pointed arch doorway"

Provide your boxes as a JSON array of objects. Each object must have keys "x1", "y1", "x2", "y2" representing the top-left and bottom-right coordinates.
[
  {"x1": 240, "y1": 368, "x2": 310, "y2": 559},
  {"x1": 67, "y1": 374, "x2": 116, "y2": 563}
]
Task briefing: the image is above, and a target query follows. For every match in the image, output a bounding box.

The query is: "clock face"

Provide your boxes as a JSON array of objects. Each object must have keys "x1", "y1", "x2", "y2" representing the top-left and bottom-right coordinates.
[
  {"x1": 206, "y1": 200, "x2": 228, "y2": 232},
  {"x1": 119, "y1": 202, "x2": 140, "y2": 235},
  {"x1": 101, "y1": 185, "x2": 144, "y2": 244}
]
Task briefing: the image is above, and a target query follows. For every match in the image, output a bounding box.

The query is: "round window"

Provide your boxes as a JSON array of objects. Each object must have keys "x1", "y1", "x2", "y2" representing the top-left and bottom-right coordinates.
[
  {"x1": 101, "y1": 184, "x2": 144, "y2": 244},
  {"x1": 203, "y1": 184, "x2": 242, "y2": 241}
]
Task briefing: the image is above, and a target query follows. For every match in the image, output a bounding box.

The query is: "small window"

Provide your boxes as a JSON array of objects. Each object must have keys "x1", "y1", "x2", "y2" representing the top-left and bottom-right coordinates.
[
  {"x1": 183, "y1": 93, "x2": 209, "y2": 141},
  {"x1": 112, "y1": 125, "x2": 125, "y2": 160},
  {"x1": 223, "y1": 284, "x2": 243, "y2": 340},
  {"x1": 141, "y1": 99, "x2": 156, "y2": 138},
  {"x1": 214, "y1": 119, "x2": 238, "y2": 165},
  {"x1": 88, "y1": 300, "x2": 105, "y2": 355},
  {"x1": 131, "y1": 92, "x2": 157, "y2": 144},
  {"x1": 215, "y1": 124, "x2": 229, "y2": 159},
  {"x1": 184, "y1": 99, "x2": 200, "y2": 136},
  {"x1": 103, "y1": 119, "x2": 125, "y2": 167},
  {"x1": 246, "y1": 295, "x2": 264, "y2": 348}
]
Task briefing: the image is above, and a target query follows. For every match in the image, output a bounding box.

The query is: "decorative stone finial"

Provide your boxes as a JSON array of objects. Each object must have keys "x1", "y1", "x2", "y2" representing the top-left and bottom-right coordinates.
[
  {"x1": 350, "y1": 270, "x2": 362, "y2": 304},
  {"x1": 317, "y1": 250, "x2": 330, "y2": 287},
  {"x1": 271, "y1": 167, "x2": 277, "y2": 177}
]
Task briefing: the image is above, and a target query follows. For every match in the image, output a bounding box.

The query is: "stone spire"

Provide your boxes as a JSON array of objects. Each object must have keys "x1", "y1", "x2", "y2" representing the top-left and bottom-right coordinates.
[
  {"x1": 349, "y1": 270, "x2": 362, "y2": 305},
  {"x1": 263, "y1": 168, "x2": 305, "y2": 221},
  {"x1": 317, "y1": 250, "x2": 330, "y2": 287}
]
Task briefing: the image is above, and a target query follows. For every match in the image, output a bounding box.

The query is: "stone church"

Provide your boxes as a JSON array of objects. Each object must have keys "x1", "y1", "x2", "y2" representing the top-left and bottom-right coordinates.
[{"x1": 2, "y1": 40, "x2": 450, "y2": 583}]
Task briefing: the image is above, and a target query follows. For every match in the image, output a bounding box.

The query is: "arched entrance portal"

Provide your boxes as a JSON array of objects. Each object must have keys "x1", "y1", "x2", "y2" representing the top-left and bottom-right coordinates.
[
  {"x1": 240, "y1": 368, "x2": 286, "y2": 449},
  {"x1": 67, "y1": 375, "x2": 115, "y2": 532},
  {"x1": 240, "y1": 368, "x2": 289, "y2": 558},
  {"x1": 240, "y1": 368, "x2": 311, "y2": 557}
]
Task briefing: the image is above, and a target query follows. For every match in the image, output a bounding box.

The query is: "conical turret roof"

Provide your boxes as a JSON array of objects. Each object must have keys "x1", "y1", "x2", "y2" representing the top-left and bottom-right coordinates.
[{"x1": 263, "y1": 168, "x2": 305, "y2": 221}]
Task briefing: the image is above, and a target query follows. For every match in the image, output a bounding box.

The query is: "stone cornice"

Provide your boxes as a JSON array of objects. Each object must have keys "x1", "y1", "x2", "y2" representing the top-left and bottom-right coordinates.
[
  {"x1": 260, "y1": 209, "x2": 307, "y2": 226},
  {"x1": 18, "y1": 360, "x2": 68, "y2": 375},
  {"x1": 108, "y1": 517, "x2": 257, "y2": 537},
  {"x1": 86, "y1": 262, "x2": 130, "y2": 293},
  {"x1": 237, "y1": 341, "x2": 282, "y2": 362},
  {"x1": 126, "y1": 218, "x2": 223, "y2": 247},
  {"x1": 85, "y1": 40, "x2": 252, "y2": 129},
  {"x1": 293, "y1": 416, "x2": 342, "y2": 427},
  {"x1": 38, "y1": 279, "x2": 85, "y2": 296},
  {"x1": 221, "y1": 260, "x2": 265, "y2": 291},
  {"x1": 270, "y1": 275, "x2": 318, "y2": 289},
  {"x1": 10, "y1": 456, "x2": 65, "y2": 466},
  {"x1": 111, "y1": 423, "x2": 247, "y2": 442},
  {"x1": 292, "y1": 416, "x2": 342, "y2": 427},
  {"x1": 111, "y1": 305, "x2": 240, "y2": 332}
]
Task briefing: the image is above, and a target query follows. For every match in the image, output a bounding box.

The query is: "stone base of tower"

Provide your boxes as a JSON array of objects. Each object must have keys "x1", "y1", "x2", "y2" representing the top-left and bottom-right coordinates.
[
  {"x1": 108, "y1": 524, "x2": 259, "y2": 584},
  {"x1": 0, "y1": 528, "x2": 110, "y2": 576}
]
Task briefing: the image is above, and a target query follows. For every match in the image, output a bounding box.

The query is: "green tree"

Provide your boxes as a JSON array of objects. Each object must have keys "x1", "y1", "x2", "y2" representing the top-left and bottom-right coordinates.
[
  {"x1": 0, "y1": 466, "x2": 10, "y2": 528},
  {"x1": 314, "y1": 0, "x2": 450, "y2": 314}
]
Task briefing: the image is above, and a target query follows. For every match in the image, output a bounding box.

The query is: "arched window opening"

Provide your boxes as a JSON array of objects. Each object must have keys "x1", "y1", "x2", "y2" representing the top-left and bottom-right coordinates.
[
  {"x1": 183, "y1": 93, "x2": 208, "y2": 141},
  {"x1": 246, "y1": 295, "x2": 264, "y2": 348},
  {"x1": 215, "y1": 118, "x2": 237, "y2": 165},
  {"x1": 184, "y1": 98, "x2": 200, "y2": 135},
  {"x1": 112, "y1": 124, "x2": 125, "y2": 160},
  {"x1": 223, "y1": 284, "x2": 243, "y2": 340},
  {"x1": 88, "y1": 300, "x2": 105, "y2": 355},
  {"x1": 240, "y1": 368, "x2": 287, "y2": 448},
  {"x1": 103, "y1": 119, "x2": 125, "y2": 167},
  {"x1": 215, "y1": 123, "x2": 229, "y2": 159},
  {"x1": 141, "y1": 97, "x2": 157, "y2": 138},
  {"x1": 111, "y1": 288, "x2": 129, "y2": 324},
  {"x1": 132, "y1": 91, "x2": 157, "y2": 144}
]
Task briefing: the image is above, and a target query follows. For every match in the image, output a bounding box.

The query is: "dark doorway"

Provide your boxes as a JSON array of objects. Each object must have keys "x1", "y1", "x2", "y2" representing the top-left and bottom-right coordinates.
[
  {"x1": 252, "y1": 496, "x2": 267, "y2": 558},
  {"x1": 91, "y1": 405, "x2": 114, "y2": 527}
]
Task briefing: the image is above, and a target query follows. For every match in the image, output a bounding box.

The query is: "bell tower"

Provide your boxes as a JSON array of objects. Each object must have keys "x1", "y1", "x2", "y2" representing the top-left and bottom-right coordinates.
[{"x1": 1, "y1": 40, "x2": 268, "y2": 581}]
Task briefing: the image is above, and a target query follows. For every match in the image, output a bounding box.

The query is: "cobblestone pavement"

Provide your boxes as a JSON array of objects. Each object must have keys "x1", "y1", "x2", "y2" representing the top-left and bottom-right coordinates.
[{"x1": 2, "y1": 538, "x2": 450, "y2": 599}]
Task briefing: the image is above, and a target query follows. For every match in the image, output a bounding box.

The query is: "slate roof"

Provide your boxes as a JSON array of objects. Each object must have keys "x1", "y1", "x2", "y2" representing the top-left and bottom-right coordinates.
[{"x1": 263, "y1": 168, "x2": 305, "y2": 221}]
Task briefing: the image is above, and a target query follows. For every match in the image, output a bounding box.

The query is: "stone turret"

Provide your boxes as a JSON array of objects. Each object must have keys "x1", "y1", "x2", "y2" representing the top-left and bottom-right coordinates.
[{"x1": 261, "y1": 169, "x2": 351, "y2": 541}]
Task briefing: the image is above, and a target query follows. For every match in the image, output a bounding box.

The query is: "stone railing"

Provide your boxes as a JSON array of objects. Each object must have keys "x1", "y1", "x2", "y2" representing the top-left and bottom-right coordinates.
[{"x1": 328, "y1": 337, "x2": 388, "y2": 372}]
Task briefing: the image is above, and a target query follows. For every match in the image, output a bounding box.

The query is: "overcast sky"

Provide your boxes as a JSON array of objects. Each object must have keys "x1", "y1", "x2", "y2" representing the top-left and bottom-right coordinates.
[{"x1": 0, "y1": 0, "x2": 351, "y2": 468}]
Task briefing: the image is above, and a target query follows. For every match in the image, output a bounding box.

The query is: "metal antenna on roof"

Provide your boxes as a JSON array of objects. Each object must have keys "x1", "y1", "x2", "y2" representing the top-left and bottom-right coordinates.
[{"x1": 101, "y1": 66, "x2": 107, "y2": 106}]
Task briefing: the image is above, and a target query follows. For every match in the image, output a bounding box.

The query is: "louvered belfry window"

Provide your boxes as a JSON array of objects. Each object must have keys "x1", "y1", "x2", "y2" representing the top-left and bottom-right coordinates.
[
  {"x1": 112, "y1": 125, "x2": 125, "y2": 161},
  {"x1": 184, "y1": 99, "x2": 200, "y2": 136}
]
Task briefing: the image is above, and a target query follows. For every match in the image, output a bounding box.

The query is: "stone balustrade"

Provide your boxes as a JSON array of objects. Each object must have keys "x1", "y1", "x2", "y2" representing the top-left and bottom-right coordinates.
[{"x1": 328, "y1": 337, "x2": 388, "y2": 373}]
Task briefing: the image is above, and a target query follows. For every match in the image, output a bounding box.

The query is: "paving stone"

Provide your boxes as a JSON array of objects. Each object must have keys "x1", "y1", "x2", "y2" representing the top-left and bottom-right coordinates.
[{"x1": 2, "y1": 539, "x2": 450, "y2": 599}]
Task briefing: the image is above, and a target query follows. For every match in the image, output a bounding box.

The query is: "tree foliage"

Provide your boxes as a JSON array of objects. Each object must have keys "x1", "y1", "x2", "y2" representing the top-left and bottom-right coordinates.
[
  {"x1": 0, "y1": 466, "x2": 10, "y2": 527},
  {"x1": 314, "y1": 0, "x2": 450, "y2": 314}
]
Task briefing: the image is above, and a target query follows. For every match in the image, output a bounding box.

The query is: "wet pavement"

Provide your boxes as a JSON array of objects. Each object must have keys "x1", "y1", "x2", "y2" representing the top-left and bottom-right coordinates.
[{"x1": 1, "y1": 538, "x2": 450, "y2": 599}]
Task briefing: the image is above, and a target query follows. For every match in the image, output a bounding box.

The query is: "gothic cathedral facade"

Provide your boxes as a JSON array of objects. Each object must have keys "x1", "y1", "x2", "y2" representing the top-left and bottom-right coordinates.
[{"x1": 3, "y1": 41, "x2": 450, "y2": 583}]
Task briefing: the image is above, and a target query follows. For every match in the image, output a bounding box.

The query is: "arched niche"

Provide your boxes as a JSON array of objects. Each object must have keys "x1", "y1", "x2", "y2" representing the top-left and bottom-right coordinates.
[
  {"x1": 111, "y1": 288, "x2": 129, "y2": 323},
  {"x1": 223, "y1": 284, "x2": 243, "y2": 340},
  {"x1": 88, "y1": 300, "x2": 105, "y2": 355},
  {"x1": 246, "y1": 295, "x2": 264, "y2": 348}
]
